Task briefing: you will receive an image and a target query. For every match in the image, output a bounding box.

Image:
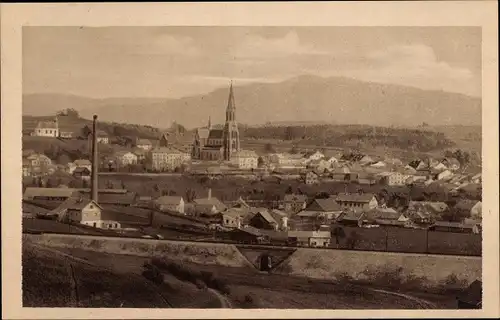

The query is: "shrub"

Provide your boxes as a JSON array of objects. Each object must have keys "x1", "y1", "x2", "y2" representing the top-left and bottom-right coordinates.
[{"x1": 141, "y1": 266, "x2": 164, "y2": 285}]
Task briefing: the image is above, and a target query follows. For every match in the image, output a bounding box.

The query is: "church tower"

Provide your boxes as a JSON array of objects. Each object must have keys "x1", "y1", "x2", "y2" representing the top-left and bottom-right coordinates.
[{"x1": 223, "y1": 82, "x2": 240, "y2": 160}]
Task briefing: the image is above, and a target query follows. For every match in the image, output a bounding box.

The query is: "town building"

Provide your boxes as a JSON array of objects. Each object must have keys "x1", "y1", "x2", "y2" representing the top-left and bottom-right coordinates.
[
  {"x1": 96, "y1": 130, "x2": 109, "y2": 144},
  {"x1": 248, "y1": 209, "x2": 280, "y2": 230},
  {"x1": 23, "y1": 187, "x2": 79, "y2": 201},
  {"x1": 155, "y1": 196, "x2": 185, "y2": 214},
  {"x1": 270, "y1": 153, "x2": 306, "y2": 169},
  {"x1": 72, "y1": 159, "x2": 92, "y2": 172},
  {"x1": 334, "y1": 193, "x2": 378, "y2": 211},
  {"x1": 282, "y1": 194, "x2": 308, "y2": 213},
  {"x1": 454, "y1": 200, "x2": 482, "y2": 219},
  {"x1": 230, "y1": 150, "x2": 258, "y2": 169},
  {"x1": 136, "y1": 138, "x2": 153, "y2": 150},
  {"x1": 192, "y1": 189, "x2": 227, "y2": 216},
  {"x1": 379, "y1": 172, "x2": 411, "y2": 186},
  {"x1": 406, "y1": 201, "x2": 449, "y2": 223},
  {"x1": 73, "y1": 167, "x2": 91, "y2": 181},
  {"x1": 59, "y1": 131, "x2": 74, "y2": 139},
  {"x1": 287, "y1": 230, "x2": 331, "y2": 247},
  {"x1": 304, "y1": 171, "x2": 319, "y2": 185},
  {"x1": 114, "y1": 151, "x2": 138, "y2": 166},
  {"x1": 158, "y1": 133, "x2": 170, "y2": 147},
  {"x1": 148, "y1": 147, "x2": 184, "y2": 171},
  {"x1": 298, "y1": 198, "x2": 343, "y2": 221},
  {"x1": 34, "y1": 118, "x2": 59, "y2": 137},
  {"x1": 192, "y1": 83, "x2": 241, "y2": 161}
]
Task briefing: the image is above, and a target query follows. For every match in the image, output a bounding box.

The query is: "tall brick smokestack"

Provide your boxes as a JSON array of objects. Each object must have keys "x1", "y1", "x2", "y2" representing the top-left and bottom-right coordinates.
[{"x1": 91, "y1": 115, "x2": 99, "y2": 203}]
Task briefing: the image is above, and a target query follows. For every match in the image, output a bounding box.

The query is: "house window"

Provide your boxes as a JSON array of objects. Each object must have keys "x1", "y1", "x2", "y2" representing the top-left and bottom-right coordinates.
[{"x1": 93, "y1": 222, "x2": 96, "y2": 227}]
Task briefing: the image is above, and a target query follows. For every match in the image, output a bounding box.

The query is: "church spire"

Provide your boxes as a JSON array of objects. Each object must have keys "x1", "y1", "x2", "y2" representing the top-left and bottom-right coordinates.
[{"x1": 226, "y1": 80, "x2": 236, "y2": 122}]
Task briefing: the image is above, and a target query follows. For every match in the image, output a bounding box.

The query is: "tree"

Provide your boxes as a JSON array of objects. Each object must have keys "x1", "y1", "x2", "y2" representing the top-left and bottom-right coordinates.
[
  {"x1": 257, "y1": 156, "x2": 265, "y2": 167},
  {"x1": 331, "y1": 226, "x2": 346, "y2": 245},
  {"x1": 264, "y1": 143, "x2": 275, "y2": 153},
  {"x1": 57, "y1": 153, "x2": 71, "y2": 165}
]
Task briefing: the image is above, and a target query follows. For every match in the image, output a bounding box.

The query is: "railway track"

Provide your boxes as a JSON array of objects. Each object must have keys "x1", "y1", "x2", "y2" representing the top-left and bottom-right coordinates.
[{"x1": 24, "y1": 230, "x2": 482, "y2": 258}]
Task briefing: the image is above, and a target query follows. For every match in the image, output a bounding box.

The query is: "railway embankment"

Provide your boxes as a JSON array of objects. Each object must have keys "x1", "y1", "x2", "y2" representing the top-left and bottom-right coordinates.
[{"x1": 24, "y1": 233, "x2": 481, "y2": 291}]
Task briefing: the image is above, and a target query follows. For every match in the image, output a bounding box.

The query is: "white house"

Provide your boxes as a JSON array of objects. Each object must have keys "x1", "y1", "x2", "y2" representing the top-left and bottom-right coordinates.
[
  {"x1": 115, "y1": 151, "x2": 138, "y2": 166},
  {"x1": 155, "y1": 196, "x2": 185, "y2": 214},
  {"x1": 380, "y1": 172, "x2": 410, "y2": 186},
  {"x1": 34, "y1": 118, "x2": 59, "y2": 137},
  {"x1": 436, "y1": 169, "x2": 454, "y2": 181},
  {"x1": 71, "y1": 159, "x2": 92, "y2": 173},
  {"x1": 306, "y1": 151, "x2": 325, "y2": 162},
  {"x1": 53, "y1": 198, "x2": 120, "y2": 229},
  {"x1": 231, "y1": 150, "x2": 259, "y2": 170},
  {"x1": 136, "y1": 138, "x2": 153, "y2": 151}
]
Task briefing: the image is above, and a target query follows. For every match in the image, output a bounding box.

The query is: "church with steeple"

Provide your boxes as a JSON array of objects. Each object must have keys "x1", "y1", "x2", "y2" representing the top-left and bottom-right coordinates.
[{"x1": 192, "y1": 82, "x2": 241, "y2": 161}]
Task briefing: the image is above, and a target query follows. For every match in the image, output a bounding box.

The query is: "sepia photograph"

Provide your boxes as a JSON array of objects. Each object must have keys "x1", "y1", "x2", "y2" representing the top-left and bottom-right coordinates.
[{"x1": 2, "y1": 2, "x2": 499, "y2": 319}]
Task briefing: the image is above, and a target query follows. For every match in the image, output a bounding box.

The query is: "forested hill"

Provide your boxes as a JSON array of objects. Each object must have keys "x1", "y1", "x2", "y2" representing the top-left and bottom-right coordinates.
[{"x1": 241, "y1": 124, "x2": 456, "y2": 153}]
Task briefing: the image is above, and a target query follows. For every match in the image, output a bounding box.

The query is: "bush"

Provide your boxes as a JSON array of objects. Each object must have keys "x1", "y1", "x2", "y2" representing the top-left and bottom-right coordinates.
[{"x1": 141, "y1": 265, "x2": 164, "y2": 285}]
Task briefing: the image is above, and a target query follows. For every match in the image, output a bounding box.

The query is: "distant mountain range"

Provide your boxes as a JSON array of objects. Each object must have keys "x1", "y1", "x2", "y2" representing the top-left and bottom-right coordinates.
[{"x1": 23, "y1": 75, "x2": 482, "y2": 129}]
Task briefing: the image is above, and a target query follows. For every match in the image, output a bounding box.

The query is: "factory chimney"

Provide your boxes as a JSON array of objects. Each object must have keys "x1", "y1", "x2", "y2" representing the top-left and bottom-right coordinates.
[{"x1": 91, "y1": 115, "x2": 99, "y2": 203}]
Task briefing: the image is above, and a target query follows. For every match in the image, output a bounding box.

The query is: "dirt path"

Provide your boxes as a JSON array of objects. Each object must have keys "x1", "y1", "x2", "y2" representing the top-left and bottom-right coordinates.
[
  {"x1": 367, "y1": 288, "x2": 437, "y2": 309},
  {"x1": 207, "y1": 288, "x2": 233, "y2": 308}
]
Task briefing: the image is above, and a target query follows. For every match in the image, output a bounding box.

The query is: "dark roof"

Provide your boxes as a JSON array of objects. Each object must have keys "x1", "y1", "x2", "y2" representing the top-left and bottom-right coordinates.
[
  {"x1": 340, "y1": 209, "x2": 364, "y2": 221},
  {"x1": 408, "y1": 201, "x2": 449, "y2": 214},
  {"x1": 155, "y1": 196, "x2": 183, "y2": 206},
  {"x1": 306, "y1": 198, "x2": 342, "y2": 212},
  {"x1": 283, "y1": 194, "x2": 307, "y2": 203},
  {"x1": 208, "y1": 129, "x2": 224, "y2": 139},
  {"x1": 364, "y1": 207, "x2": 400, "y2": 221},
  {"x1": 238, "y1": 226, "x2": 265, "y2": 237},
  {"x1": 336, "y1": 193, "x2": 375, "y2": 203},
  {"x1": 73, "y1": 167, "x2": 90, "y2": 174},
  {"x1": 23, "y1": 187, "x2": 78, "y2": 200},
  {"x1": 456, "y1": 280, "x2": 482, "y2": 306},
  {"x1": 81, "y1": 192, "x2": 137, "y2": 206},
  {"x1": 193, "y1": 197, "x2": 227, "y2": 211},
  {"x1": 253, "y1": 210, "x2": 278, "y2": 225},
  {"x1": 454, "y1": 200, "x2": 480, "y2": 212}
]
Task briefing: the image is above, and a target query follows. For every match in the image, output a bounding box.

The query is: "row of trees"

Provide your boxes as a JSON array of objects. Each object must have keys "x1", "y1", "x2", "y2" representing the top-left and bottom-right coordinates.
[{"x1": 243, "y1": 125, "x2": 456, "y2": 152}]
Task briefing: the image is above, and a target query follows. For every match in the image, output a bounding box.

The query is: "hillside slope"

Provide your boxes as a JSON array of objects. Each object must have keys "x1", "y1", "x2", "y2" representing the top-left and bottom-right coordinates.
[{"x1": 23, "y1": 75, "x2": 482, "y2": 129}]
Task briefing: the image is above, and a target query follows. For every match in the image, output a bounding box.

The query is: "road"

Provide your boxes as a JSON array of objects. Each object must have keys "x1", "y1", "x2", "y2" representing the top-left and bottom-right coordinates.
[{"x1": 207, "y1": 288, "x2": 232, "y2": 308}]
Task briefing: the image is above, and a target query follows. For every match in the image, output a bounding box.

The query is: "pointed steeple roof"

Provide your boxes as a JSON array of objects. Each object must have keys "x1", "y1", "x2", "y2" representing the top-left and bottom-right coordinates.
[{"x1": 227, "y1": 81, "x2": 235, "y2": 111}]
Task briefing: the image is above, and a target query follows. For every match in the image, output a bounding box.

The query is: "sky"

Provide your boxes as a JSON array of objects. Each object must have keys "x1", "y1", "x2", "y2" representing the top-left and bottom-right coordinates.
[{"x1": 23, "y1": 26, "x2": 481, "y2": 99}]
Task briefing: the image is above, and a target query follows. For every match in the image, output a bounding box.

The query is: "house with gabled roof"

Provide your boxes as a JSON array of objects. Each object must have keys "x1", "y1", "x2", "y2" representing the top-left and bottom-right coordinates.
[
  {"x1": 136, "y1": 138, "x2": 153, "y2": 150},
  {"x1": 154, "y1": 196, "x2": 185, "y2": 214},
  {"x1": 334, "y1": 192, "x2": 378, "y2": 211},
  {"x1": 454, "y1": 200, "x2": 482, "y2": 219},
  {"x1": 283, "y1": 194, "x2": 308, "y2": 213},
  {"x1": 34, "y1": 118, "x2": 59, "y2": 137},
  {"x1": 299, "y1": 197, "x2": 343, "y2": 221}
]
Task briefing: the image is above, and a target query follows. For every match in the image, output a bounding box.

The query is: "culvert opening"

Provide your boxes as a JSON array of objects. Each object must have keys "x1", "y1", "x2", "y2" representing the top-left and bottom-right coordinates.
[{"x1": 259, "y1": 253, "x2": 272, "y2": 271}]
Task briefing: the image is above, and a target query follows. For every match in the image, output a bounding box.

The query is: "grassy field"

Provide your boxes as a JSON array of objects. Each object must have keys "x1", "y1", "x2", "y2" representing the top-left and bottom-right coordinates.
[
  {"x1": 46, "y1": 247, "x2": 456, "y2": 309},
  {"x1": 22, "y1": 243, "x2": 223, "y2": 308}
]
